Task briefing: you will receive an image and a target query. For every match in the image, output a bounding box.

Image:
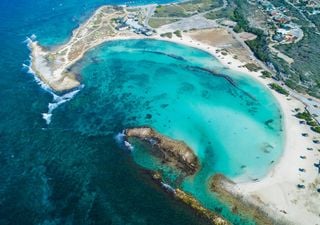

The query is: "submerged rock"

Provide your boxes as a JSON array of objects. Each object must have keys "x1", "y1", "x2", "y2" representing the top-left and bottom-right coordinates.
[
  {"x1": 125, "y1": 127, "x2": 200, "y2": 175},
  {"x1": 209, "y1": 174, "x2": 285, "y2": 225},
  {"x1": 146, "y1": 170, "x2": 230, "y2": 225},
  {"x1": 126, "y1": 128, "x2": 230, "y2": 224},
  {"x1": 174, "y1": 189, "x2": 230, "y2": 225}
]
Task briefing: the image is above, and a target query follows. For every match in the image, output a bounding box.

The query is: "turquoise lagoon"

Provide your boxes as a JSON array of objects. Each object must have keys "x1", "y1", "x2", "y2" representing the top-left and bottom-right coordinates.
[
  {"x1": 73, "y1": 39, "x2": 284, "y2": 179},
  {"x1": 0, "y1": 0, "x2": 283, "y2": 223},
  {"x1": 57, "y1": 39, "x2": 284, "y2": 223}
]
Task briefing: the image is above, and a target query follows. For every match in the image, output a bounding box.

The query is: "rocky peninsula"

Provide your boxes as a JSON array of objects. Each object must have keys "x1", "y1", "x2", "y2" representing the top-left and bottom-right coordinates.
[
  {"x1": 209, "y1": 174, "x2": 287, "y2": 225},
  {"x1": 28, "y1": 5, "x2": 139, "y2": 91},
  {"x1": 149, "y1": 171, "x2": 230, "y2": 225},
  {"x1": 125, "y1": 127, "x2": 200, "y2": 176},
  {"x1": 124, "y1": 129, "x2": 230, "y2": 224},
  {"x1": 28, "y1": 1, "x2": 320, "y2": 224}
]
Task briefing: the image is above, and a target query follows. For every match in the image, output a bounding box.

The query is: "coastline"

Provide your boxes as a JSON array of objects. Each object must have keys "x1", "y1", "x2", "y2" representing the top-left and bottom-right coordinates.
[
  {"x1": 28, "y1": 5, "x2": 320, "y2": 224},
  {"x1": 160, "y1": 33, "x2": 320, "y2": 224},
  {"x1": 159, "y1": 34, "x2": 320, "y2": 224}
]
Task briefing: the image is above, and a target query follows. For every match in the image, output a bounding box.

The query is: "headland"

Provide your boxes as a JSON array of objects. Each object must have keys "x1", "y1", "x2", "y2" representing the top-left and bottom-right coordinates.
[
  {"x1": 125, "y1": 127, "x2": 200, "y2": 176},
  {"x1": 29, "y1": 2, "x2": 320, "y2": 225}
]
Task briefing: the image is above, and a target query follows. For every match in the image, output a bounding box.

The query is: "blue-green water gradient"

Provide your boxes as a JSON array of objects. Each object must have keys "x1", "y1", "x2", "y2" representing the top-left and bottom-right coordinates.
[
  {"x1": 63, "y1": 39, "x2": 284, "y2": 224},
  {"x1": 0, "y1": 0, "x2": 283, "y2": 224}
]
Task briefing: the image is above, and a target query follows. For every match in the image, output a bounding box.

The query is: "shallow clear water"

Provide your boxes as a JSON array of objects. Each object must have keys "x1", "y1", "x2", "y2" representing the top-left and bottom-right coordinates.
[
  {"x1": 59, "y1": 39, "x2": 283, "y2": 224},
  {"x1": 0, "y1": 0, "x2": 283, "y2": 224},
  {"x1": 74, "y1": 39, "x2": 284, "y2": 180}
]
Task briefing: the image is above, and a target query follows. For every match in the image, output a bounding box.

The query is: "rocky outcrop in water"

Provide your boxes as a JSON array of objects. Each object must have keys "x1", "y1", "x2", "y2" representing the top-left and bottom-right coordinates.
[
  {"x1": 175, "y1": 189, "x2": 230, "y2": 225},
  {"x1": 125, "y1": 127, "x2": 200, "y2": 175},
  {"x1": 125, "y1": 127, "x2": 230, "y2": 224},
  {"x1": 148, "y1": 171, "x2": 230, "y2": 225}
]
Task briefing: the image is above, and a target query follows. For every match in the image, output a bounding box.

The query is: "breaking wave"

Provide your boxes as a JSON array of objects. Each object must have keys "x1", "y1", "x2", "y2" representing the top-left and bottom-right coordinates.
[
  {"x1": 23, "y1": 35, "x2": 84, "y2": 125},
  {"x1": 115, "y1": 130, "x2": 134, "y2": 151},
  {"x1": 42, "y1": 86, "x2": 84, "y2": 125},
  {"x1": 160, "y1": 182, "x2": 175, "y2": 193}
]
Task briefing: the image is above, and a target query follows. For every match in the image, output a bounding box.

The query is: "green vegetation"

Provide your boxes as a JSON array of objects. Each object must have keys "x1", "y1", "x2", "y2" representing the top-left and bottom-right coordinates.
[
  {"x1": 270, "y1": 0, "x2": 310, "y2": 27},
  {"x1": 222, "y1": 0, "x2": 320, "y2": 98},
  {"x1": 160, "y1": 32, "x2": 173, "y2": 38},
  {"x1": 154, "y1": 4, "x2": 188, "y2": 17},
  {"x1": 264, "y1": 0, "x2": 320, "y2": 97},
  {"x1": 179, "y1": 0, "x2": 224, "y2": 13},
  {"x1": 221, "y1": 50, "x2": 227, "y2": 56},
  {"x1": 173, "y1": 30, "x2": 182, "y2": 38},
  {"x1": 230, "y1": 1, "x2": 271, "y2": 62},
  {"x1": 307, "y1": 13, "x2": 320, "y2": 28},
  {"x1": 295, "y1": 111, "x2": 318, "y2": 126},
  {"x1": 244, "y1": 63, "x2": 261, "y2": 72},
  {"x1": 205, "y1": 7, "x2": 235, "y2": 20},
  {"x1": 148, "y1": 18, "x2": 179, "y2": 28},
  {"x1": 268, "y1": 83, "x2": 289, "y2": 96},
  {"x1": 275, "y1": 28, "x2": 320, "y2": 97},
  {"x1": 261, "y1": 70, "x2": 272, "y2": 78},
  {"x1": 206, "y1": 0, "x2": 272, "y2": 64},
  {"x1": 295, "y1": 110, "x2": 320, "y2": 133},
  {"x1": 296, "y1": 111, "x2": 313, "y2": 121},
  {"x1": 245, "y1": 34, "x2": 270, "y2": 62},
  {"x1": 153, "y1": 0, "x2": 223, "y2": 18},
  {"x1": 311, "y1": 126, "x2": 320, "y2": 133},
  {"x1": 152, "y1": 0, "x2": 320, "y2": 98}
]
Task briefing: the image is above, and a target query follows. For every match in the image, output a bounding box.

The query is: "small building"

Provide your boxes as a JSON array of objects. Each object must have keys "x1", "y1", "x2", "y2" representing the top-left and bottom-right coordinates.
[
  {"x1": 273, "y1": 33, "x2": 284, "y2": 42},
  {"x1": 284, "y1": 33, "x2": 296, "y2": 42},
  {"x1": 143, "y1": 29, "x2": 153, "y2": 36},
  {"x1": 115, "y1": 17, "x2": 126, "y2": 24},
  {"x1": 269, "y1": 10, "x2": 280, "y2": 16},
  {"x1": 274, "y1": 15, "x2": 290, "y2": 24},
  {"x1": 116, "y1": 24, "x2": 129, "y2": 31},
  {"x1": 127, "y1": 14, "x2": 135, "y2": 19}
]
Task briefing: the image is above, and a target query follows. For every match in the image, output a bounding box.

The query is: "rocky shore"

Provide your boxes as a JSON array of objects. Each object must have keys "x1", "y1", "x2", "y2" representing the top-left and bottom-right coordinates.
[
  {"x1": 175, "y1": 189, "x2": 230, "y2": 225},
  {"x1": 209, "y1": 174, "x2": 285, "y2": 225},
  {"x1": 125, "y1": 128, "x2": 231, "y2": 224},
  {"x1": 125, "y1": 127, "x2": 200, "y2": 175},
  {"x1": 149, "y1": 171, "x2": 230, "y2": 225}
]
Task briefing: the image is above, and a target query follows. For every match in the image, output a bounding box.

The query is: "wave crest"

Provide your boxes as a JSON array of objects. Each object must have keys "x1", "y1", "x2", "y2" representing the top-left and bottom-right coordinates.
[
  {"x1": 23, "y1": 35, "x2": 84, "y2": 125},
  {"x1": 115, "y1": 130, "x2": 134, "y2": 151}
]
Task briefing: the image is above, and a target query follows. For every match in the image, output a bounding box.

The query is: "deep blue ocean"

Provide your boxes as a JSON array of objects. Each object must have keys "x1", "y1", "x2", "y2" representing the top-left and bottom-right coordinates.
[
  {"x1": 0, "y1": 1, "x2": 284, "y2": 224},
  {"x1": 0, "y1": 1, "x2": 209, "y2": 225}
]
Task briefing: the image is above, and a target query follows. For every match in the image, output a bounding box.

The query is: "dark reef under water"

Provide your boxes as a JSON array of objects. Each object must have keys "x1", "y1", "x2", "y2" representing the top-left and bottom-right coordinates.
[{"x1": 0, "y1": 1, "x2": 284, "y2": 225}]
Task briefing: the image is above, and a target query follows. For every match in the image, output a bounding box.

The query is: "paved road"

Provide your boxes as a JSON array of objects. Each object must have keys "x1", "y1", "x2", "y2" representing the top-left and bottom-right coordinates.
[{"x1": 143, "y1": 4, "x2": 156, "y2": 27}]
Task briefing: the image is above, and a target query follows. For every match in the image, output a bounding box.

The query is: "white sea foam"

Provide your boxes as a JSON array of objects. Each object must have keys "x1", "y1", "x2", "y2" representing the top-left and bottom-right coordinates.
[
  {"x1": 124, "y1": 140, "x2": 134, "y2": 151},
  {"x1": 161, "y1": 182, "x2": 175, "y2": 193},
  {"x1": 42, "y1": 113, "x2": 52, "y2": 125},
  {"x1": 43, "y1": 85, "x2": 84, "y2": 124},
  {"x1": 23, "y1": 35, "x2": 84, "y2": 125},
  {"x1": 22, "y1": 47, "x2": 52, "y2": 92},
  {"x1": 115, "y1": 130, "x2": 134, "y2": 151},
  {"x1": 41, "y1": 86, "x2": 84, "y2": 125},
  {"x1": 24, "y1": 36, "x2": 52, "y2": 92},
  {"x1": 115, "y1": 130, "x2": 126, "y2": 143},
  {"x1": 30, "y1": 34, "x2": 37, "y2": 40}
]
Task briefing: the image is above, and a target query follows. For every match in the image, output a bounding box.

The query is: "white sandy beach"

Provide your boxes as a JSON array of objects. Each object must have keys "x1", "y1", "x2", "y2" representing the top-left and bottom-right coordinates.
[
  {"x1": 158, "y1": 33, "x2": 320, "y2": 225},
  {"x1": 29, "y1": 7, "x2": 320, "y2": 223}
]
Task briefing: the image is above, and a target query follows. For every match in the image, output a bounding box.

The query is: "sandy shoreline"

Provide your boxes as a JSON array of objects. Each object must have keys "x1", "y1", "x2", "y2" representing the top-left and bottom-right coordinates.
[
  {"x1": 159, "y1": 34, "x2": 320, "y2": 224},
  {"x1": 28, "y1": 5, "x2": 320, "y2": 224}
]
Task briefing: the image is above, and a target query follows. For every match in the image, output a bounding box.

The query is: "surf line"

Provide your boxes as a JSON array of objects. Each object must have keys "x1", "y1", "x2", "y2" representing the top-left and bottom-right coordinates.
[{"x1": 23, "y1": 35, "x2": 84, "y2": 125}]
